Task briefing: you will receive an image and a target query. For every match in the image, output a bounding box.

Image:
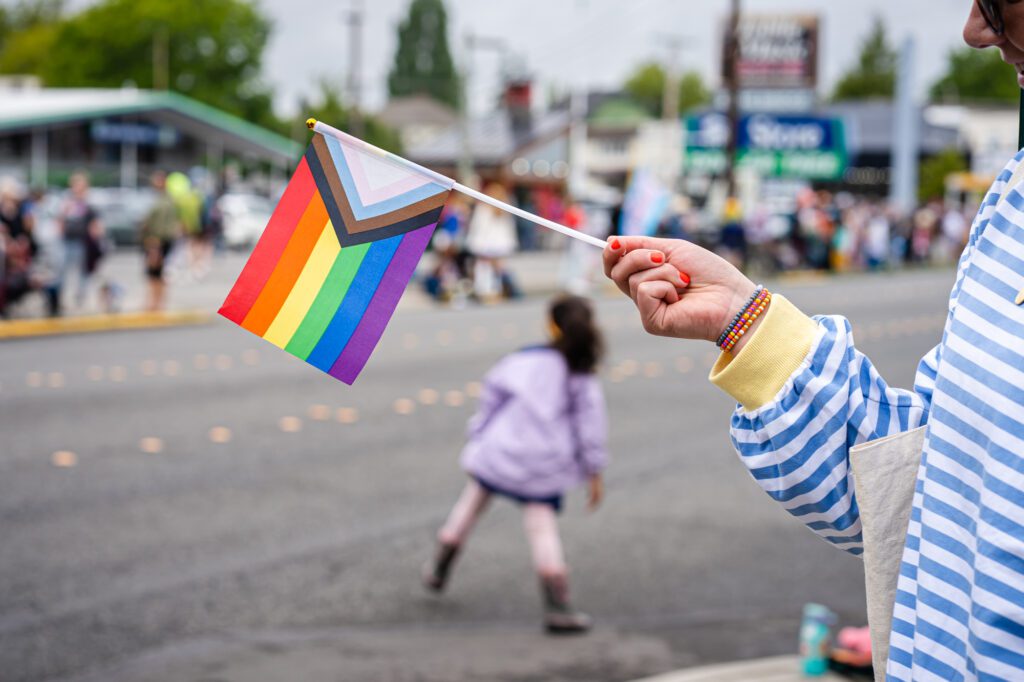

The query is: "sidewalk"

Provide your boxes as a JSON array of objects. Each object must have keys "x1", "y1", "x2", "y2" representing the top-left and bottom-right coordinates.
[
  {"x1": 0, "y1": 247, "x2": 577, "y2": 339},
  {"x1": 632, "y1": 656, "x2": 849, "y2": 682}
]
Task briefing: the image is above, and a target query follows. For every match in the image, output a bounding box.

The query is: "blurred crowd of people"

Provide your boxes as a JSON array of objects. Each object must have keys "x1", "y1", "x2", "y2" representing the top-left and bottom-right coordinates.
[
  {"x1": 688, "y1": 189, "x2": 975, "y2": 277},
  {"x1": 2, "y1": 170, "x2": 978, "y2": 319},
  {"x1": 422, "y1": 183, "x2": 975, "y2": 307},
  {"x1": 0, "y1": 170, "x2": 223, "y2": 318}
]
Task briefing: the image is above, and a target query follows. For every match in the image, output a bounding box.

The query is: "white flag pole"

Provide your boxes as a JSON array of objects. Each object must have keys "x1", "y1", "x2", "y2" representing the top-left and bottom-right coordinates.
[
  {"x1": 451, "y1": 182, "x2": 608, "y2": 248},
  {"x1": 308, "y1": 118, "x2": 608, "y2": 250}
]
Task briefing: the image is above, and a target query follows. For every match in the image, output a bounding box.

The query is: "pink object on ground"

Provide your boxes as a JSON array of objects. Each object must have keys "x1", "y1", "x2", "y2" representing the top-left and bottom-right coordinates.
[{"x1": 837, "y1": 626, "x2": 873, "y2": 654}]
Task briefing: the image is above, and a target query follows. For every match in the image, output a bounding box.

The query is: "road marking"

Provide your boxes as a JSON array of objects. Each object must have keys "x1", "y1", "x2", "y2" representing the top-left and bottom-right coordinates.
[
  {"x1": 193, "y1": 354, "x2": 211, "y2": 370},
  {"x1": 139, "y1": 437, "x2": 164, "y2": 454},
  {"x1": 643, "y1": 362, "x2": 663, "y2": 379},
  {"x1": 418, "y1": 388, "x2": 440, "y2": 406},
  {"x1": 209, "y1": 427, "x2": 233, "y2": 444},
  {"x1": 140, "y1": 360, "x2": 159, "y2": 376},
  {"x1": 394, "y1": 398, "x2": 416, "y2": 415},
  {"x1": 51, "y1": 450, "x2": 78, "y2": 468},
  {"x1": 675, "y1": 356, "x2": 694, "y2": 374},
  {"x1": 443, "y1": 390, "x2": 464, "y2": 407},
  {"x1": 336, "y1": 407, "x2": 359, "y2": 424},
  {"x1": 86, "y1": 365, "x2": 104, "y2": 381},
  {"x1": 162, "y1": 360, "x2": 182, "y2": 377},
  {"x1": 109, "y1": 366, "x2": 128, "y2": 383},
  {"x1": 47, "y1": 371, "x2": 65, "y2": 388},
  {"x1": 436, "y1": 330, "x2": 454, "y2": 346},
  {"x1": 215, "y1": 354, "x2": 234, "y2": 371},
  {"x1": 26, "y1": 371, "x2": 43, "y2": 388},
  {"x1": 465, "y1": 382, "x2": 483, "y2": 398},
  {"x1": 279, "y1": 416, "x2": 303, "y2": 433},
  {"x1": 307, "y1": 404, "x2": 331, "y2": 420},
  {"x1": 241, "y1": 349, "x2": 261, "y2": 365}
]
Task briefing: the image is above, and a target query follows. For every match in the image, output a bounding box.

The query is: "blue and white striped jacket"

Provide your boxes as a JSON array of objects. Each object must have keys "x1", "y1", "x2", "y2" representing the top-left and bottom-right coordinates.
[{"x1": 730, "y1": 150, "x2": 1024, "y2": 681}]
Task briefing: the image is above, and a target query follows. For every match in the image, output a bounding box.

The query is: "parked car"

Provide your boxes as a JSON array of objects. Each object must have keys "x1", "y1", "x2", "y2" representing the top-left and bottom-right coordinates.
[
  {"x1": 219, "y1": 193, "x2": 274, "y2": 249},
  {"x1": 89, "y1": 187, "x2": 158, "y2": 247}
]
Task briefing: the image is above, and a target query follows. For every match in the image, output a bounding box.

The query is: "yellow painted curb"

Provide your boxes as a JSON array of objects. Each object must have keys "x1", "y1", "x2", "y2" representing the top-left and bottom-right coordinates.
[{"x1": 0, "y1": 310, "x2": 212, "y2": 340}]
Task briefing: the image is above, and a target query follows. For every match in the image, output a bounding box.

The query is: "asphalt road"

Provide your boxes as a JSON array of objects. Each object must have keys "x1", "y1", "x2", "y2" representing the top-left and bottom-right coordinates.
[{"x1": 0, "y1": 268, "x2": 953, "y2": 682}]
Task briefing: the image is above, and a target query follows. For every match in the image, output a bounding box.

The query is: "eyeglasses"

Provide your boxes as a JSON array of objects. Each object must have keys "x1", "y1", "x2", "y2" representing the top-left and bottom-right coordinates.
[{"x1": 978, "y1": 0, "x2": 1005, "y2": 35}]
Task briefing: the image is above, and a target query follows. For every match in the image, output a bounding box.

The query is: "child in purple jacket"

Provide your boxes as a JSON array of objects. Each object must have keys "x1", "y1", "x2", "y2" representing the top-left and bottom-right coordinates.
[{"x1": 423, "y1": 295, "x2": 609, "y2": 634}]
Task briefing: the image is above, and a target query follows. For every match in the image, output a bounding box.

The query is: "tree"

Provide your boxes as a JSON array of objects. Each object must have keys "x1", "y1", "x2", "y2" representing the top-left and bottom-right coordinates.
[
  {"x1": 387, "y1": 0, "x2": 459, "y2": 108},
  {"x1": 929, "y1": 47, "x2": 1019, "y2": 105},
  {"x1": 832, "y1": 16, "x2": 896, "y2": 101},
  {"x1": 299, "y1": 80, "x2": 402, "y2": 153},
  {"x1": 0, "y1": 0, "x2": 279, "y2": 130},
  {"x1": 919, "y1": 148, "x2": 966, "y2": 202},
  {"x1": 0, "y1": 0, "x2": 64, "y2": 72},
  {"x1": 623, "y1": 62, "x2": 711, "y2": 117},
  {"x1": 0, "y1": 0, "x2": 63, "y2": 42}
]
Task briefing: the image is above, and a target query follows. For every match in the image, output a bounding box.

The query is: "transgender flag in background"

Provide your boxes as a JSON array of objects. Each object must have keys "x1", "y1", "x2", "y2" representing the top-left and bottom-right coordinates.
[{"x1": 219, "y1": 131, "x2": 454, "y2": 384}]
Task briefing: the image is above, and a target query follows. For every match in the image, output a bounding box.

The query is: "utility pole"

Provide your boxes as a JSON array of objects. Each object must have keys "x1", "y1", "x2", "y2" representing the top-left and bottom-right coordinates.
[
  {"x1": 152, "y1": 26, "x2": 169, "y2": 91},
  {"x1": 724, "y1": 0, "x2": 741, "y2": 197},
  {"x1": 457, "y1": 33, "x2": 475, "y2": 184},
  {"x1": 345, "y1": 1, "x2": 364, "y2": 138}
]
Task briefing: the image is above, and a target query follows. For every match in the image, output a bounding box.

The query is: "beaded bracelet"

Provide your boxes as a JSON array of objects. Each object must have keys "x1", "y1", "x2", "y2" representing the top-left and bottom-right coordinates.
[
  {"x1": 717, "y1": 286, "x2": 772, "y2": 353},
  {"x1": 715, "y1": 286, "x2": 763, "y2": 347}
]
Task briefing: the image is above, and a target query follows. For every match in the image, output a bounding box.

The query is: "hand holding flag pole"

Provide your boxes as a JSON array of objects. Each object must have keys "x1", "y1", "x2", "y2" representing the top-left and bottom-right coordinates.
[{"x1": 307, "y1": 119, "x2": 609, "y2": 250}]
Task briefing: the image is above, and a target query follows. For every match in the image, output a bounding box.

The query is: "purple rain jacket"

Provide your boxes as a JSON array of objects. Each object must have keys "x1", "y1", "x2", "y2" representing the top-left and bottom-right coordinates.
[{"x1": 460, "y1": 347, "x2": 609, "y2": 498}]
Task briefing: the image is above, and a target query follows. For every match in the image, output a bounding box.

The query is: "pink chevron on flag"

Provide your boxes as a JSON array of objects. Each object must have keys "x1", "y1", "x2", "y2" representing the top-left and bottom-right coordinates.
[{"x1": 340, "y1": 142, "x2": 435, "y2": 206}]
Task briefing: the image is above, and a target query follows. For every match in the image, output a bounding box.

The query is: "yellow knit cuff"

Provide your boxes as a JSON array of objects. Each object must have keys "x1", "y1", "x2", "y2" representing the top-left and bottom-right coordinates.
[{"x1": 708, "y1": 294, "x2": 818, "y2": 412}]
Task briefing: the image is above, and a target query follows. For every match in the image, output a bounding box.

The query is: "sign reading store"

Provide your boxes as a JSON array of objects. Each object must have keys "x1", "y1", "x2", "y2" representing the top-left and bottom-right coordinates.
[{"x1": 685, "y1": 112, "x2": 846, "y2": 181}]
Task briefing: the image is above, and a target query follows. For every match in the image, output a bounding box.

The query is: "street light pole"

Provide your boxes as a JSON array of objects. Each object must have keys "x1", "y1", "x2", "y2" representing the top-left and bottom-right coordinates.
[
  {"x1": 659, "y1": 35, "x2": 687, "y2": 122},
  {"x1": 457, "y1": 32, "x2": 508, "y2": 184}
]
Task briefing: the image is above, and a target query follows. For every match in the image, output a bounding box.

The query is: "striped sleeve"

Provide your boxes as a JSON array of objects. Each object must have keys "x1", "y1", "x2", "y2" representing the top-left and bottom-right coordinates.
[
  {"x1": 715, "y1": 309, "x2": 935, "y2": 556},
  {"x1": 706, "y1": 150, "x2": 1024, "y2": 559}
]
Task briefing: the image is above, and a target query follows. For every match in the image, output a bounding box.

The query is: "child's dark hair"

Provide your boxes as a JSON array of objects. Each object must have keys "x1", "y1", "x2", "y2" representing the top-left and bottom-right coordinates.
[{"x1": 549, "y1": 295, "x2": 604, "y2": 374}]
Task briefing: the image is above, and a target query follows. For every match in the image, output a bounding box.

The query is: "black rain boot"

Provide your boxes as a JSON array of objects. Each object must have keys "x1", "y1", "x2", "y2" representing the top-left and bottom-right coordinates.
[
  {"x1": 540, "y1": 574, "x2": 592, "y2": 634},
  {"x1": 422, "y1": 542, "x2": 460, "y2": 593}
]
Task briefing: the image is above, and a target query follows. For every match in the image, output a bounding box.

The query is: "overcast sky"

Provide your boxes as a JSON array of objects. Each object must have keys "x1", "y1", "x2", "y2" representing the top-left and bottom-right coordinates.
[{"x1": 259, "y1": 0, "x2": 977, "y2": 116}]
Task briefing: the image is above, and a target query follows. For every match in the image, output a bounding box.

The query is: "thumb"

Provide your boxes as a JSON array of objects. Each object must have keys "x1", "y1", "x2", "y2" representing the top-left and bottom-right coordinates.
[{"x1": 636, "y1": 280, "x2": 680, "y2": 334}]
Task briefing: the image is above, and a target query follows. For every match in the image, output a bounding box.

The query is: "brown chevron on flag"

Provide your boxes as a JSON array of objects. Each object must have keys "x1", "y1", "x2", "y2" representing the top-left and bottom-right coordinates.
[{"x1": 305, "y1": 132, "x2": 450, "y2": 247}]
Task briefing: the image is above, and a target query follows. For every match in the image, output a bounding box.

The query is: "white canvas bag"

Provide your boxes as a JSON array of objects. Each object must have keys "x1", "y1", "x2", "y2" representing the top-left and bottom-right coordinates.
[{"x1": 849, "y1": 426, "x2": 926, "y2": 682}]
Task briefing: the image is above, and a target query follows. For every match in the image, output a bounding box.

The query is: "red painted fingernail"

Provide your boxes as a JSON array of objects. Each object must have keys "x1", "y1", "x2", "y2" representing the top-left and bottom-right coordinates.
[
  {"x1": 651, "y1": 252, "x2": 664, "y2": 264},
  {"x1": 680, "y1": 272, "x2": 690, "y2": 286},
  {"x1": 609, "y1": 238, "x2": 621, "y2": 250}
]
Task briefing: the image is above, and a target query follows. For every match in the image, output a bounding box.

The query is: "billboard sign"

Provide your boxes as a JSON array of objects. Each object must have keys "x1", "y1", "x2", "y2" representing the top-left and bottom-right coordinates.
[
  {"x1": 685, "y1": 112, "x2": 846, "y2": 180},
  {"x1": 725, "y1": 14, "x2": 819, "y2": 90}
]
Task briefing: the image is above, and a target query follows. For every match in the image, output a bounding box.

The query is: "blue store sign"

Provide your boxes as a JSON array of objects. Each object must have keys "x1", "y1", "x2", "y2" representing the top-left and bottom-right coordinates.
[
  {"x1": 686, "y1": 113, "x2": 847, "y2": 180},
  {"x1": 91, "y1": 121, "x2": 180, "y2": 148}
]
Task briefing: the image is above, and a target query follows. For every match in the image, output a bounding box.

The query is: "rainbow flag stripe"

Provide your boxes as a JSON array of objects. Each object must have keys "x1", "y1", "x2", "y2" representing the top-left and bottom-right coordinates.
[{"x1": 219, "y1": 132, "x2": 453, "y2": 384}]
